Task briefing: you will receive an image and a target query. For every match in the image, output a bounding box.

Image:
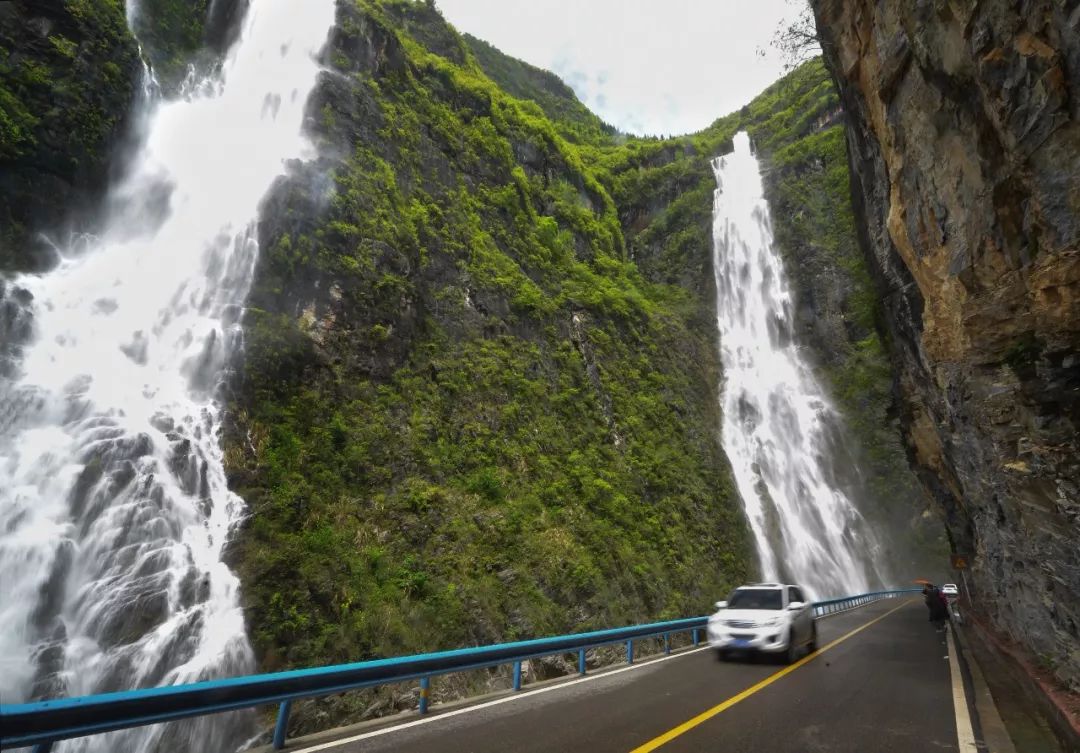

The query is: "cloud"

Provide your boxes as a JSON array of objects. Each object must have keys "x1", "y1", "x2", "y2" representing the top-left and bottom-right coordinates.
[{"x1": 437, "y1": 0, "x2": 802, "y2": 136}]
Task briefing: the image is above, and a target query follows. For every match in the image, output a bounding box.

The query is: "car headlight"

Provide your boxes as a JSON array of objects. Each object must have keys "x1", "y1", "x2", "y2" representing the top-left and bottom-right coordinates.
[{"x1": 761, "y1": 617, "x2": 782, "y2": 627}]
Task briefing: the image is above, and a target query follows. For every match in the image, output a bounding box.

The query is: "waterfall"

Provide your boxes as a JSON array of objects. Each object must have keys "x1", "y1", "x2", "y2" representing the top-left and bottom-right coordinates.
[
  {"x1": 0, "y1": 2, "x2": 336, "y2": 751},
  {"x1": 711, "y1": 132, "x2": 883, "y2": 599}
]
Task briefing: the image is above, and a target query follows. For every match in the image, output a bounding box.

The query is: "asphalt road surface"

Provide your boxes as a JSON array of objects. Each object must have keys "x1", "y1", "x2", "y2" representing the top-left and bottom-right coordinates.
[{"x1": 285, "y1": 597, "x2": 962, "y2": 753}]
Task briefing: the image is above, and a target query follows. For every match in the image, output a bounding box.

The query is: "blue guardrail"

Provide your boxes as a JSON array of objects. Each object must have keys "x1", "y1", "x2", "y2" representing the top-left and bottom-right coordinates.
[{"x1": 2, "y1": 588, "x2": 919, "y2": 751}]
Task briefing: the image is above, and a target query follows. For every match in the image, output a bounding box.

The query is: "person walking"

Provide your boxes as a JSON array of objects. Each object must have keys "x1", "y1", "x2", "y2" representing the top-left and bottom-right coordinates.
[{"x1": 923, "y1": 584, "x2": 949, "y2": 630}]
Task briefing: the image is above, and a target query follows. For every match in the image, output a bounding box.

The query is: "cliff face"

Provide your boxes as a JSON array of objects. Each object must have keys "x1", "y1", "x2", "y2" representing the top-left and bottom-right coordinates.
[
  {"x1": 132, "y1": 0, "x2": 251, "y2": 93},
  {"x1": 0, "y1": 0, "x2": 141, "y2": 272},
  {"x1": 226, "y1": 2, "x2": 754, "y2": 705},
  {"x1": 813, "y1": 0, "x2": 1080, "y2": 690}
]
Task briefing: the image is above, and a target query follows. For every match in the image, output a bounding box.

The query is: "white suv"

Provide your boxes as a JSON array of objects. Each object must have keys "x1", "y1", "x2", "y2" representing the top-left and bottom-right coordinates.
[{"x1": 706, "y1": 583, "x2": 817, "y2": 663}]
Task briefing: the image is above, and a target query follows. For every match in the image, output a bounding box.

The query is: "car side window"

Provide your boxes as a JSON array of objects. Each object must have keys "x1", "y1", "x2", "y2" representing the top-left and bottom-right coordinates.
[
  {"x1": 787, "y1": 587, "x2": 798, "y2": 604},
  {"x1": 791, "y1": 587, "x2": 805, "y2": 604}
]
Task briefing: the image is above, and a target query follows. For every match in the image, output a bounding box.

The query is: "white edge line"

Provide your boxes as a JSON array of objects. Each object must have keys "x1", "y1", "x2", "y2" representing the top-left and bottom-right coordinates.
[
  {"x1": 946, "y1": 627, "x2": 978, "y2": 752},
  {"x1": 292, "y1": 598, "x2": 899, "y2": 753},
  {"x1": 290, "y1": 645, "x2": 712, "y2": 752}
]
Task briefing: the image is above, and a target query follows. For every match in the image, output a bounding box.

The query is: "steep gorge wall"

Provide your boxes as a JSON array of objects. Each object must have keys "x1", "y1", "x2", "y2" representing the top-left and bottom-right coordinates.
[
  {"x1": 0, "y1": 0, "x2": 965, "y2": 725},
  {"x1": 813, "y1": 0, "x2": 1080, "y2": 689},
  {"x1": 226, "y1": 2, "x2": 754, "y2": 707}
]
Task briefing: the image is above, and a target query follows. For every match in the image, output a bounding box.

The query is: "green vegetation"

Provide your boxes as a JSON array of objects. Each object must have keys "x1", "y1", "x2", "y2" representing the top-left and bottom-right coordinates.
[
  {"x1": 463, "y1": 33, "x2": 615, "y2": 145},
  {"x1": 0, "y1": 0, "x2": 141, "y2": 271},
  {"x1": 130, "y1": 0, "x2": 210, "y2": 91},
  {"x1": 1003, "y1": 332, "x2": 1044, "y2": 373},
  {"x1": 229, "y1": 0, "x2": 752, "y2": 696}
]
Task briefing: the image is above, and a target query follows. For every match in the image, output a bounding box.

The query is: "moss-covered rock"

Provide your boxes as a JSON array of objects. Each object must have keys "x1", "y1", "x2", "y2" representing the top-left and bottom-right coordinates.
[
  {"x1": 129, "y1": 0, "x2": 210, "y2": 91},
  {"x1": 227, "y1": 4, "x2": 753, "y2": 715},
  {"x1": 463, "y1": 32, "x2": 615, "y2": 146},
  {"x1": 131, "y1": 0, "x2": 250, "y2": 93},
  {"x1": 0, "y1": 0, "x2": 141, "y2": 272}
]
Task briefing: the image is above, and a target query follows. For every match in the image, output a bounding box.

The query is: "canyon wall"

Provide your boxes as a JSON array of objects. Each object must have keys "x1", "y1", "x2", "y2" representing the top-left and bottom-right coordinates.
[{"x1": 813, "y1": 0, "x2": 1080, "y2": 689}]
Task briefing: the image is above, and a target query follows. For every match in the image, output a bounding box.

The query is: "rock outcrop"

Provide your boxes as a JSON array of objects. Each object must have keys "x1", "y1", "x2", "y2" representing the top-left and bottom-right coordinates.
[
  {"x1": 813, "y1": 0, "x2": 1080, "y2": 690},
  {"x1": 132, "y1": 0, "x2": 251, "y2": 93}
]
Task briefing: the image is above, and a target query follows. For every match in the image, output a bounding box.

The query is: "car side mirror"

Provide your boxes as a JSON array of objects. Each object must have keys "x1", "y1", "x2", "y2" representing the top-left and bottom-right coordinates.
[
  {"x1": 788, "y1": 601, "x2": 805, "y2": 610},
  {"x1": 715, "y1": 601, "x2": 727, "y2": 610}
]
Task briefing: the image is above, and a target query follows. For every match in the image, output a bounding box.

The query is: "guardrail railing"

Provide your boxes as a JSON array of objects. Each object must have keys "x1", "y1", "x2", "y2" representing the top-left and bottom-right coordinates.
[
  {"x1": 2, "y1": 588, "x2": 919, "y2": 752},
  {"x1": 811, "y1": 588, "x2": 921, "y2": 618}
]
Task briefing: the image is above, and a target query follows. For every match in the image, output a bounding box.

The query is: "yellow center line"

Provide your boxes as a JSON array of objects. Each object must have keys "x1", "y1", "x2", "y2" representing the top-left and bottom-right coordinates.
[{"x1": 628, "y1": 599, "x2": 914, "y2": 753}]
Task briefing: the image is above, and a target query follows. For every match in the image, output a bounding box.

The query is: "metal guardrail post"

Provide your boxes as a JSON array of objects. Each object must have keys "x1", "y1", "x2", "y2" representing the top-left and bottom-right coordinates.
[
  {"x1": 664, "y1": 633, "x2": 670, "y2": 655},
  {"x1": 419, "y1": 677, "x2": 431, "y2": 714},
  {"x1": 626, "y1": 639, "x2": 634, "y2": 664},
  {"x1": 578, "y1": 649, "x2": 586, "y2": 675},
  {"x1": 272, "y1": 700, "x2": 291, "y2": 750},
  {"x1": 32, "y1": 744, "x2": 53, "y2": 753},
  {"x1": 512, "y1": 661, "x2": 522, "y2": 691},
  {"x1": 692, "y1": 628, "x2": 699, "y2": 646}
]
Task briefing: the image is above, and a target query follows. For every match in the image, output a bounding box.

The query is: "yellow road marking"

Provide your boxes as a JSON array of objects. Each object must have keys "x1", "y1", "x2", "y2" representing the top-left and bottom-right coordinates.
[{"x1": 628, "y1": 599, "x2": 913, "y2": 753}]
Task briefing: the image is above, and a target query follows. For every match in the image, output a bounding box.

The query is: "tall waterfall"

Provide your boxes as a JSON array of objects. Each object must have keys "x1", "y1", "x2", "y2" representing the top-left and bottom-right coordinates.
[
  {"x1": 0, "y1": 2, "x2": 336, "y2": 751},
  {"x1": 711, "y1": 132, "x2": 883, "y2": 598}
]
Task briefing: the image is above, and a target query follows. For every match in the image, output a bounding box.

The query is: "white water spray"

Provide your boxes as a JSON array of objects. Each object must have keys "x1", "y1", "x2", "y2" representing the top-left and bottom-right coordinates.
[
  {"x1": 711, "y1": 133, "x2": 883, "y2": 598},
  {"x1": 0, "y1": 2, "x2": 336, "y2": 751}
]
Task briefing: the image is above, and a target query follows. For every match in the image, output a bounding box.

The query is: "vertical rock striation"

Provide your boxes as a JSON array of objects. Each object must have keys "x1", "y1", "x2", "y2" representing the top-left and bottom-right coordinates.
[{"x1": 813, "y1": 0, "x2": 1080, "y2": 689}]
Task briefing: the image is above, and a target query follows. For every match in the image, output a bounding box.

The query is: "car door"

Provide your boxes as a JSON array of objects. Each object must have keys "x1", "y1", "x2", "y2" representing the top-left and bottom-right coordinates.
[{"x1": 789, "y1": 587, "x2": 809, "y2": 642}]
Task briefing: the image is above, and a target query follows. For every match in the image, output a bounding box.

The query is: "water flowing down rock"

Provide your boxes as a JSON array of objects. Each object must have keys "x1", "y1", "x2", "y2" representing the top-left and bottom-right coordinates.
[
  {"x1": 0, "y1": 2, "x2": 337, "y2": 751},
  {"x1": 711, "y1": 133, "x2": 885, "y2": 599}
]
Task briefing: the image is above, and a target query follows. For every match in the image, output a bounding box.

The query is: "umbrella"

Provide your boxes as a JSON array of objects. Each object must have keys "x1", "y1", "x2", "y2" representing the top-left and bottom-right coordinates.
[{"x1": 912, "y1": 579, "x2": 933, "y2": 586}]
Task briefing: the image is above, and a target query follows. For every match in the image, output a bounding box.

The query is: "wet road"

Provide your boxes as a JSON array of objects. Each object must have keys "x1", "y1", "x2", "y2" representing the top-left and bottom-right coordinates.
[{"x1": 279, "y1": 597, "x2": 962, "y2": 753}]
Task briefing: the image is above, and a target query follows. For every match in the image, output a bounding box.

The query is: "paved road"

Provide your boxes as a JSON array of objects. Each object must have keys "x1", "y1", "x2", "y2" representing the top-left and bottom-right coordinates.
[{"x1": 286, "y1": 598, "x2": 961, "y2": 753}]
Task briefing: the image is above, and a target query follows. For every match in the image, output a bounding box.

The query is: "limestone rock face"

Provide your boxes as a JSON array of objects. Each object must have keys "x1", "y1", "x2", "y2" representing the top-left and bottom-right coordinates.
[{"x1": 813, "y1": 0, "x2": 1080, "y2": 689}]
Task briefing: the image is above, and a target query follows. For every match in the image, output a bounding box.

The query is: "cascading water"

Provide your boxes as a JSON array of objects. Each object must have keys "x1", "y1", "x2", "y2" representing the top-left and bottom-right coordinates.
[
  {"x1": 711, "y1": 132, "x2": 884, "y2": 599},
  {"x1": 0, "y1": 2, "x2": 337, "y2": 751}
]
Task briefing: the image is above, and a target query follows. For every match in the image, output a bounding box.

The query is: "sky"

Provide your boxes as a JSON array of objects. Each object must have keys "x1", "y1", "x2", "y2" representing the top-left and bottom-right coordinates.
[{"x1": 436, "y1": 0, "x2": 804, "y2": 137}]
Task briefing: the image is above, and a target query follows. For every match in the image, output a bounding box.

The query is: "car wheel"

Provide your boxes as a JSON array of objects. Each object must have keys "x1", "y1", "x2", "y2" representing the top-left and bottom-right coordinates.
[
  {"x1": 715, "y1": 649, "x2": 728, "y2": 662},
  {"x1": 784, "y1": 631, "x2": 798, "y2": 664},
  {"x1": 808, "y1": 622, "x2": 818, "y2": 652}
]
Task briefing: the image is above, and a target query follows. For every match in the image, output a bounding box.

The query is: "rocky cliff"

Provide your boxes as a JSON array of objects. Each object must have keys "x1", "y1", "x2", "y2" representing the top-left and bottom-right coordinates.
[
  {"x1": 0, "y1": 0, "x2": 141, "y2": 272},
  {"x1": 224, "y1": 3, "x2": 755, "y2": 711},
  {"x1": 813, "y1": 0, "x2": 1080, "y2": 690}
]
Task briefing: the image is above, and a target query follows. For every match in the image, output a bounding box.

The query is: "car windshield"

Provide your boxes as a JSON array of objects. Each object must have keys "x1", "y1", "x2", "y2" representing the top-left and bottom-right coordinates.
[{"x1": 727, "y1": 589, "x2": 783, "y2": 610}]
